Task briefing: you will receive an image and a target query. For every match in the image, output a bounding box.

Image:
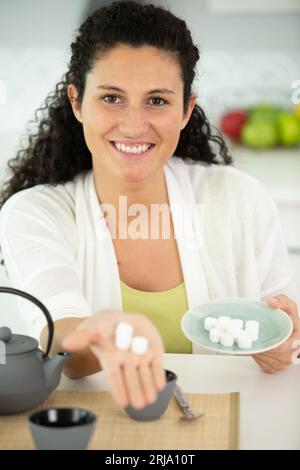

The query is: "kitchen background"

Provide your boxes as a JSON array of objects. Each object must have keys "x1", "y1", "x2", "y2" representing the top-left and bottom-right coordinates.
[{"x1": 0, "y1": 0, "x2": 299, "y2": 332}]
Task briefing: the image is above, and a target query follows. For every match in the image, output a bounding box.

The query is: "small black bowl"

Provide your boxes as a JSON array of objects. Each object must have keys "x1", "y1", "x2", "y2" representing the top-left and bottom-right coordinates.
[
  {"x1": 29, "y1": 408, "x2": 97, "y2": 450},
  {"x1": 124, "y1": 369, "x2": 177, "y2": 421}
]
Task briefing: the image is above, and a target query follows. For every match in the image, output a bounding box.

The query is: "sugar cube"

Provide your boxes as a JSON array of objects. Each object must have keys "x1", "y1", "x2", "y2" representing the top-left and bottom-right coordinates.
[
  {"x1": 237, "y1": 331, "x2": 252, "y2": 349},
  {"x1": 115, "y1": 321, "x2": 133, "y2": 351},
  {"x1": 245, "y1": 320, "x2": 259, "y2": 342},
  {"x1": 209, "y1": 327, "x2": 221, "y2": 343},
  {"x1": 115, "y1": 322, "x2": 133, "y2": 337},
  {"x1": 231, "y1": 319, "x2": 243, "y2": 330},
  {"x1": 204, "y1": 316, "x2": 218, "y2": 331},
  {"x1": 217, "y1": 316, "x2": 232, "y2": 329},
  {"x1": 220, "y1": 331, "x2": 234, "y2": 347},
  {"x1": 131, "y1": 336, "x2": 149, "y2": 355}
]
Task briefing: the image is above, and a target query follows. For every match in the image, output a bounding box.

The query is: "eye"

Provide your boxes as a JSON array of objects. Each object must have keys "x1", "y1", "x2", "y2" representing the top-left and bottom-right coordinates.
[
  {"x1": 149, "y1": 97, "x2": 168, "y2": 106},
  {"x1": 100, "y1": 95, "x2": 168, "y2": 106},
  {"x1": 101, "y1": 95, "x2": 122, "y2": 104}
]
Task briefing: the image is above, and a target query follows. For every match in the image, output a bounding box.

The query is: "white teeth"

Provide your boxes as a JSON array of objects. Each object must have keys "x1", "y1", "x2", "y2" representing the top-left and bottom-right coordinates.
[{"x1": 114, "y1": 142, "x2": 151, "y2": 154}]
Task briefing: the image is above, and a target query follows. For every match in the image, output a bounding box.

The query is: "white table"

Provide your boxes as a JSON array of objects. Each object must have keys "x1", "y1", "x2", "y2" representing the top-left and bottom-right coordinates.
[{"x1": 59, "y1": 354, "x2": 300, "y2": 450}]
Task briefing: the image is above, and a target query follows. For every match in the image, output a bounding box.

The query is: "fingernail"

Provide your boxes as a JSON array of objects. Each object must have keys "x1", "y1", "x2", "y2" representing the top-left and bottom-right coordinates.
[
  {"x1": 147, "y1": 395, "x2": 157, "y2": 405},
  {"x1": 133, "y1": 402, "x2": 145, "y2": 410},
  {"x1": 271, "y1": 298, "x2": 279, "y2": 305}
]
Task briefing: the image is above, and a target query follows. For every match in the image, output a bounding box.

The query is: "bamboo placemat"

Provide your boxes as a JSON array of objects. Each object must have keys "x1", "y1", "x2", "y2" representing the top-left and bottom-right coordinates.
[{"x1": 0, "y1": 390, "x2": 239, "y2": 450}]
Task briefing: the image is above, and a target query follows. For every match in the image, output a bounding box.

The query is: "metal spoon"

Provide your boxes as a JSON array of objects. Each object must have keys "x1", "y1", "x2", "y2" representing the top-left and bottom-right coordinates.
[{"x1": 173, "y1": 384, "x2": 204, "y2": 421}]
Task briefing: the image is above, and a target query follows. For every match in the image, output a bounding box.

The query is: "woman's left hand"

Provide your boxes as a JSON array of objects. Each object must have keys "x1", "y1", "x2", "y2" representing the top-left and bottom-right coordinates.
[{"x1": 252, "y1": 295, "x2": 300, "y2": 373}]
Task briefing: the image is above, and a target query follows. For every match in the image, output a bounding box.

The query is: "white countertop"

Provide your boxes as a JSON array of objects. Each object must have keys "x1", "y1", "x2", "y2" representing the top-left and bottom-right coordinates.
[{"x1": 59, "y1": 353, "x2": 300, "y2": 450}]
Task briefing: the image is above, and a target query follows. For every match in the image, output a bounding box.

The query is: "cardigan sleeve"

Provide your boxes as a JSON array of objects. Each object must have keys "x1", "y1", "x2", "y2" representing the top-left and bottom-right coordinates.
[{"x1": 0, "y1": 187, "x2": 93, "y2": 341}]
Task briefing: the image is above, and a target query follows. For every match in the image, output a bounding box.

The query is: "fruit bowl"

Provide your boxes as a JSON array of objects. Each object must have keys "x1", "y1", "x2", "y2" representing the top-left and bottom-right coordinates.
[{"x1": 219, "y1": 103, "x2": 300, "y2": 149}]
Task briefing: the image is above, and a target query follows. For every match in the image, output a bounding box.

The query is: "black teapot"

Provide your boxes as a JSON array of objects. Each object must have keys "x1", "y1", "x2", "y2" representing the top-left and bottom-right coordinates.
[{"x1": 0, "y1": 287, "x2": 70, "y2": 414}]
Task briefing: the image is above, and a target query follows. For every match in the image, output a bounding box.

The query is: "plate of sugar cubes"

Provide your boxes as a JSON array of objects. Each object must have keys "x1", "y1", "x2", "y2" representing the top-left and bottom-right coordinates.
[{"x1": 181, "y1": 297, "x2": 293, "y2": 355}]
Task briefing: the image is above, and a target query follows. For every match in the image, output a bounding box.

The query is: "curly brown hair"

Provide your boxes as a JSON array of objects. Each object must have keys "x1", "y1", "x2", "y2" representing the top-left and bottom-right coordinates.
[{"x1": 0, "y1": 0, "x2": 232, "y2": 211}]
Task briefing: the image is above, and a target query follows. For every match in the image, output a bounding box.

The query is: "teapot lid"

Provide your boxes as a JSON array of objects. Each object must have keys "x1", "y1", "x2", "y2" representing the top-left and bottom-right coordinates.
[{"x1": 0, "y1": 327, "x2": 38, "y2": 355}]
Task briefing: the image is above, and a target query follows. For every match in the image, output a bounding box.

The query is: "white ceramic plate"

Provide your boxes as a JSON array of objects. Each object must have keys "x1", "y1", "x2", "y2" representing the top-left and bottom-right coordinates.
[{"x1": 181, "y1": 297, "x2": 293, "y2": 355}]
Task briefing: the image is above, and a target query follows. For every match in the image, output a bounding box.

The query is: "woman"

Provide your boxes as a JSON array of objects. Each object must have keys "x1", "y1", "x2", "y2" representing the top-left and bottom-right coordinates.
[{"x1": 0, "y1": 1, "x2": 299, "y2": 411}]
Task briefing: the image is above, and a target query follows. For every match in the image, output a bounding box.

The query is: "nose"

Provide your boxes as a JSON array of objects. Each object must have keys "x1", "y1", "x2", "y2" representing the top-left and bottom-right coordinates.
[{"x1": 118, "y1": 105, "x2": 150, "y2": 137}]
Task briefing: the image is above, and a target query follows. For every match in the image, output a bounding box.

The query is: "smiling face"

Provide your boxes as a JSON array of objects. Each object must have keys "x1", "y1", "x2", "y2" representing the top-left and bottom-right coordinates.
[{"x1": 68, "y1": 44, "x2": 196, "y2": 186}]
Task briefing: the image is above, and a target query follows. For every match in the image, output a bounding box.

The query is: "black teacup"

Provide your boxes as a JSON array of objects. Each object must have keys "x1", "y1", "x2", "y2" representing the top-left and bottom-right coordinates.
[
  {"x1": 124, "y1": 369, "x2": 177, "y2": 421},
  {"x1": 29, "y1": 407, "x2": 97, "y2": 450}
]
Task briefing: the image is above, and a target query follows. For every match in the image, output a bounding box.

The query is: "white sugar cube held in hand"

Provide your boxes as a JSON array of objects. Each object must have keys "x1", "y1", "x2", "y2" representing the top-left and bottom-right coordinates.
[
  {"x1": 204, "y1": 316, "x2": 218, "y2": 331},
  {"x1": 115, "y1": 321, "x2": 133, "y2": 351},
  {"x1": 115, "y1": 322, "x2": 134, "y2": 337},
  {"x1": 131, "y1": 336, "x2": 149, "y2": 355},
  {"x1": 115, "y1": 334, "x2": 132, "y2": 351}
]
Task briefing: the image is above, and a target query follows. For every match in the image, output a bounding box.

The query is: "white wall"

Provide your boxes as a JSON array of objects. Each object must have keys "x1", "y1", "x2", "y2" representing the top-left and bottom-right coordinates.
[
  {"x1": 159, "y1": 0, "x2": 300, "y2": 52},
  {"x1": 0, "y1": 0, "x2": 87, "y2": 168},
  {"x1": 0, "y1": 0, "x2": 87, "y2": 48}
]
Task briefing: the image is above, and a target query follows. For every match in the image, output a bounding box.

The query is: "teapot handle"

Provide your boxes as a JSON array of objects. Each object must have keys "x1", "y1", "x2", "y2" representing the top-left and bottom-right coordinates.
[{"x1": 0, "y1": 286, "x2": 53, "y2": 358}]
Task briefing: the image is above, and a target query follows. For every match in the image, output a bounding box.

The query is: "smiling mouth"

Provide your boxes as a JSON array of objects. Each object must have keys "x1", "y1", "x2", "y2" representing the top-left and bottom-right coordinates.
[{"x1": 109, "y1": 141, "x2": 156, "y2": 160}]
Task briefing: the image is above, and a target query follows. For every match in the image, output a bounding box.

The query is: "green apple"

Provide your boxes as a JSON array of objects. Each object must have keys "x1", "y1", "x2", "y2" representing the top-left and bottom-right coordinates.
[
  {"x1": 277, "y1": 112, "x2": 300, "y2": 146},
  {"x1": 247, "y1": 103, "x2": 282, "y2": 124},
  {"x1": 241, "y1": 120, "x2": 278, "y2": 149}
]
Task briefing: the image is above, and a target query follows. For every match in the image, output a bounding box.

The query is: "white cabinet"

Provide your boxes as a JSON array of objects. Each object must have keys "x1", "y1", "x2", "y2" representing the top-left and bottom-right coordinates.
[{"x1": 232, "y1": 145, "x2": 300, "y2": 307}]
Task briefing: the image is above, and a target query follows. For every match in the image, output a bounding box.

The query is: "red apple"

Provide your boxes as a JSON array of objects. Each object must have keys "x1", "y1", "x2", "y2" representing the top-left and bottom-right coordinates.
[{"x1": 220, "y1": 110, "x2": 248, "y2": 141}]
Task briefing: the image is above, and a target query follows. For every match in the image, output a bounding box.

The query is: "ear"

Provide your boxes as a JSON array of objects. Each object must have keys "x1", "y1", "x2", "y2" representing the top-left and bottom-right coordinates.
[
  {"x1": 181, "y1": 93, "x2": 197, "y2": 130},
  {"x1": 67, "y1": 84, "x2": 82, "y2": 123}
]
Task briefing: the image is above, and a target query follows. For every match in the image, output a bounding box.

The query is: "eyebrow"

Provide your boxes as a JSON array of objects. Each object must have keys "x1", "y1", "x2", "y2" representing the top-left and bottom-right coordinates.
[{"x1": 96, "y1": 84, "x2": 175, "y2": 95}]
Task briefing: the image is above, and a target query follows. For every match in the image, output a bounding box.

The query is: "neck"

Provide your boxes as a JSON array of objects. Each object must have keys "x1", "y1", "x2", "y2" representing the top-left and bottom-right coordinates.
[
  {"x1": 93, "y1": 167, "x2": 169, "y2": 210},
  {"x1": 92, "y1": 166, "x2": 173, "y2": 241}
]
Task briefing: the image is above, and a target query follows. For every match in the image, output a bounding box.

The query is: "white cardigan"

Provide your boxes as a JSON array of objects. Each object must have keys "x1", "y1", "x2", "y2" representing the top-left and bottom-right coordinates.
[{"x1": 0, "y1": 157, "x2": 296, "y2": 353}]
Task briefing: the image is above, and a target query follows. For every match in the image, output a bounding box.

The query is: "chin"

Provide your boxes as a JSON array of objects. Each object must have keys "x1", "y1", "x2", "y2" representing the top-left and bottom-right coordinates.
[
  {"x1": 118, "y1": 165, "x2": 152, "y2": 184},
  {"x1": 121, "y1": 171, "x2": 149, "y2": 184}
]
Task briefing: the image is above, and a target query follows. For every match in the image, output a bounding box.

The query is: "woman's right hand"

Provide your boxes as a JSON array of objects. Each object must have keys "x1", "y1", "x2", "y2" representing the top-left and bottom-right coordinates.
[{"x1": 62, "y1": 310, "x2": 166, "y2": 409}]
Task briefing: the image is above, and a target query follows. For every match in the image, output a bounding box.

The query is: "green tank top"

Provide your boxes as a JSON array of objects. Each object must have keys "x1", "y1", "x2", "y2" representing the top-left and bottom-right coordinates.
[{"x1": 120, "y1": 280, "x2": 192, "y2": 354}]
